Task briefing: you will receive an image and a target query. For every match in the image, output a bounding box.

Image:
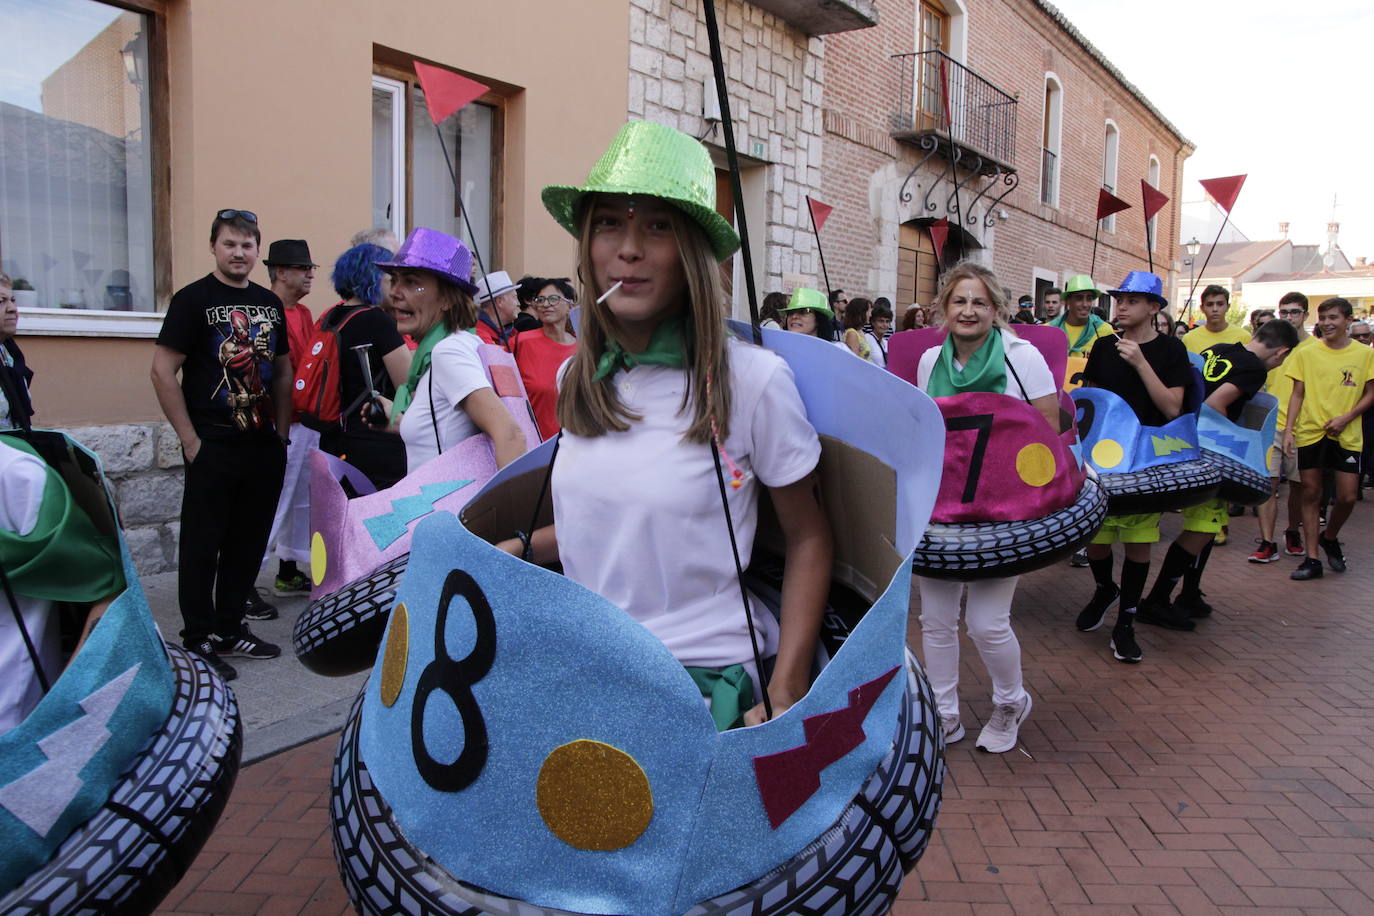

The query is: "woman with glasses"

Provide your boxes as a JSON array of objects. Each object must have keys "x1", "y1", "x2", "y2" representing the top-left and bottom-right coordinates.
[{"x1": 514, "y1": 277, "x2": 578, "y2": 440}]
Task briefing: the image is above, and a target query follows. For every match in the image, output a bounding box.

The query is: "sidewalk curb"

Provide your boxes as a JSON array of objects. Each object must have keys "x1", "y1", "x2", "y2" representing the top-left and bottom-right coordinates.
[{"x1": 241, "y1": 693, "x2": 357, "y2": 765}]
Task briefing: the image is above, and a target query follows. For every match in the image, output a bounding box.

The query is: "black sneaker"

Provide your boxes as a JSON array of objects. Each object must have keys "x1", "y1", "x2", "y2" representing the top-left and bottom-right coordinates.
[
  {"x1": 211, "y1": 625, "x2": 281, "y2": 660},
  {"x1": 1290, "y1": 558, "x2": 1324, "y2": 581},
  {"x1": 1174, "y1": 592, "x2": 1213, "y2": 619},
  {"x1": 185, "y1": 638, "x2": 238, "y2": 682},
  {"x1": 1228, "y1": 503, "x2": 1245, "y2": 517},
  {"x1": 1069, "y1": 549, "x2": 1090, "y2": 568},
  {"x1": 1075, "y1": 584, "x2": 1120, "y2": 631},
  {"x1": 1136, "y1": 598, "x2": 1197, "y2": 631},
  {"x1": 1319, "y1": 536, "x2": 1346, "y2": 573},
  {"x1": 1110, "y1": 622, "x2": 1142, "y2": 663},
  {"x1": 244, "y1": 587, "x2": 279, "y2": 621}
]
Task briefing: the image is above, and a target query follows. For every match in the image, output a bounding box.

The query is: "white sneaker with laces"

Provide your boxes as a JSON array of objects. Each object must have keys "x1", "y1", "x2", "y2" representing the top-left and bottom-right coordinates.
[
  {"x1": 976, "y1": 692, "x2": 1032, "y2": 753},
  {"x1": 940, "y1": 714, "x2": 965, "y2": 744}
]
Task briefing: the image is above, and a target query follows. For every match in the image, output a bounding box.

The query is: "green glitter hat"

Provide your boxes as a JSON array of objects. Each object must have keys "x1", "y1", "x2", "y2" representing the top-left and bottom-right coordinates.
[
  {"x1": 541, "y1": 120, "x2": 741, "y2": 263},
  {"x1": 778, "y1": 287, "x2": 833, "y2": 318},
  {"x1": 1064, "y1": 274, "x2": 1102, "y2": 297}
]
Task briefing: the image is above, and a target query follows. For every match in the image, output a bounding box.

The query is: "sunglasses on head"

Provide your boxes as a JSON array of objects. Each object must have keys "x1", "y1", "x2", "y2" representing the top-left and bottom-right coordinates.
[{"x1": 216, "y1": 208, "x2": 258, "y2": 223}]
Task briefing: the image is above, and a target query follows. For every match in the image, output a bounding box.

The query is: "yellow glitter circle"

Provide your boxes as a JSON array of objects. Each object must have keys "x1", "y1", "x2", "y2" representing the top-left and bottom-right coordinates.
[
  {"x1": 379, "y1": 603, "x2": 408, "y2": 708},
  {"x1": 310, "y1": 531, "x2": 327, "y2": 586},
  {"x1": 1091, "y1": 439, "x2": 1125, "y2": 470},
  {"x1": 537, "y1": 740, "x2": 654, "y2": 851},
  {"x1": 1015, "y1": 442, "x2": 1057, "y2": 487}
]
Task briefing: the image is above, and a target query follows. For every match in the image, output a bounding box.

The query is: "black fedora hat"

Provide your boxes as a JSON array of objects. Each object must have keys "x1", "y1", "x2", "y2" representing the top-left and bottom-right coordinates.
[{"x1": 263, "y1": 239, "x2": 317, "y2": 267}]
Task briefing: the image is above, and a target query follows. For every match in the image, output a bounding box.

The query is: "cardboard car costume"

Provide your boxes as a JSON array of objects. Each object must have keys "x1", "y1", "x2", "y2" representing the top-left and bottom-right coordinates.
[{"x1": 320, "y1": 325, "x2": 949, "y2": 915}]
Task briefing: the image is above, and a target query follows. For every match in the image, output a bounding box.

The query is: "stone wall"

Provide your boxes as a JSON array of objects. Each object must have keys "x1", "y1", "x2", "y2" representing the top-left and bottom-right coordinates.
[{"x1": 66, "y1": 422, "x2": 184, "y2": 576}]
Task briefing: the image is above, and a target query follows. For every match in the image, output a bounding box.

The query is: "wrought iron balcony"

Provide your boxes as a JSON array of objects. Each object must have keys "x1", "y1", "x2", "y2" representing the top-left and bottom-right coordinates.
[{"x1": 890, "y1": 50, "x2": 1017, "y2": 174}]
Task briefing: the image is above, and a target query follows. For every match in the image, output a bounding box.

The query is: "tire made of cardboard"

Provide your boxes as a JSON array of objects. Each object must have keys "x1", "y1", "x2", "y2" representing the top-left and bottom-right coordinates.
[
  {"x1": 294, "y1": 554, "x2": 410, "y2": 676},
  {"x1": 1098, "y1": 458, "x2": 1220, "y2": 515},
  {"x1": 912, "y1": 472, "x2": 1108, "y2": 580},
  {"x1": 1203, "y1": 450, "x2": 1271, "y2": 507},
  {"x1": 1, "y1": 644, "x2": 242, "y2": 915},
  {"x1": 330, "y1": 654, "x2": 943, "y2": 916}
]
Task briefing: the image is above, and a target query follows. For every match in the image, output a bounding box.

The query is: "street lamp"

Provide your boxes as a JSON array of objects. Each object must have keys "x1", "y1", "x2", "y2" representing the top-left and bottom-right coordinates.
[
  {"x1": 1184, "y1": 236, "x2": 1201, "y2": 323},
  {"x1": 121, "y1": 33, "x2": 146, "y2": 89}
]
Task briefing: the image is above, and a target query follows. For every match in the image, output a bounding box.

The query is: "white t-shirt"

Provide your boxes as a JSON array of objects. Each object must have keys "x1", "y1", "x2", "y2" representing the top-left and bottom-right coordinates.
[
  {"x1": 864, "y1": 330, "x2": 888, "y2": 369},
  {"x1": 399, "y1": 331, "x2": 492, "y2": 471},
  {"x1": 0, "y1": 442, "x2": 61, "y2": 737},
  {"x1": 916, "y1": 330, "x2": 1056, "y2": 400},
  {"x1": 553, "y1": 338, "x2": 821, "y2": 669}
]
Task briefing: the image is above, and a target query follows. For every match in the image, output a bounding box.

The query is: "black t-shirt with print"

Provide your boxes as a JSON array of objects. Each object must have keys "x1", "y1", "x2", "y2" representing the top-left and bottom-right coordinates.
[
  {"x1": 1199, "y1": 342, "x2": 1267, "y2": 422},
  {"x1": 157, "y1": 274, "x2": 288, "y2": 439},
  {"x1": 1083, "y1": 331, "x2": 1193, "y2": 427}
]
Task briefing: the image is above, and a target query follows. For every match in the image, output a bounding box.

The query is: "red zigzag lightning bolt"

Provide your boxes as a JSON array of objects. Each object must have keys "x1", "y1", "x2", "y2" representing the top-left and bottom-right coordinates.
[{"x1": 752, "y1": 665, "x2": 901, "y2": 829}]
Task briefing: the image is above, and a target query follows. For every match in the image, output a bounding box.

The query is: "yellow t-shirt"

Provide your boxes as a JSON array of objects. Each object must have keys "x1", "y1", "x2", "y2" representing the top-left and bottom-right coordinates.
[
  {"x1": 1183, "y1": 325, "x2": 1251, "y2": 355},
  {"x1": 1057, "y1": 320, "x2": 1116, "y2": 356},
  {"x1": 1285, "y1": 339, "x2": 1374, "y2": 451},
  {"x1": 1267, "y1": 336, "x2": 1317, "y2": 431}
]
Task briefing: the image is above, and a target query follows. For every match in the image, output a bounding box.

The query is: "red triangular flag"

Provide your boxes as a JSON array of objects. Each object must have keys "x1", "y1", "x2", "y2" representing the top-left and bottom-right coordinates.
[
  {"x1": 929, "y1": 218, "x2": 949, "y2": 262},
  {"x1": 1140, "y1": 180, "x2": 1169, "y2": 222},
  {"x1": 414, "y1": 62, "x2": 490, "y2": 125},
  {"x1": 1199, "y1": 174, "x2": 1247, "y2": 215},
  {"x1": 1096, "y1": 188, "x2": 1131, "y2": 221},
  {"x1": 806, "y1": 196, "x2": 834, "y2": 233}
]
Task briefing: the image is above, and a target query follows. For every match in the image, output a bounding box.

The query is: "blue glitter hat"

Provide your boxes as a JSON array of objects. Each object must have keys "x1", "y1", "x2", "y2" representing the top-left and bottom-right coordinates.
[{"x1": 1108, "y1": 270, "x2": 1167, "y2": 308}]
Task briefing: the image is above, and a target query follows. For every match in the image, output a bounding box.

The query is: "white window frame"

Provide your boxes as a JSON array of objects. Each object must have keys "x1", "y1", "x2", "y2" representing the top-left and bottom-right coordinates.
[
  {"x1": 1041, "y1": 73, "x2": 1063, "y2": 209},
  {"x1": 372, "y1": 75, "x2": 407, "y2": 240},
  {"x1": 1102, "y1": 119, "x2": 1120, "y2": 233},
  {"x1": 1147, "y1": 154, "x2": 1162, "y2": 250}
]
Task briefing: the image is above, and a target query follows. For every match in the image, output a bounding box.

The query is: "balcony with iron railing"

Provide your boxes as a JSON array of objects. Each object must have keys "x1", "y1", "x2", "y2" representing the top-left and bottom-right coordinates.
[{"x1": 890, "y1": 50, "x2": 1018, "y2": 175}]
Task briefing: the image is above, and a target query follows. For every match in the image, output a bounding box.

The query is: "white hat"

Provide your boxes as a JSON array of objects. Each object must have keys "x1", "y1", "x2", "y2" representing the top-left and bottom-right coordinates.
[{"x1": 475, "y1": 270, "x2": 517, "y2": 302}]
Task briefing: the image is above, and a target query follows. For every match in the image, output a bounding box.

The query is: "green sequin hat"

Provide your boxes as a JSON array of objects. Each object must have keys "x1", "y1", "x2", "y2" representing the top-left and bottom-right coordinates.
[
  {"x1": 542, "y1": 120, "x2": 741, "y2": 263},
  {"x1": 1064, "y1": 274, "x2": 1102, "y2": 298},
  {"x1": 778, "y1": 287, "x2": 834, "y2": 318}
]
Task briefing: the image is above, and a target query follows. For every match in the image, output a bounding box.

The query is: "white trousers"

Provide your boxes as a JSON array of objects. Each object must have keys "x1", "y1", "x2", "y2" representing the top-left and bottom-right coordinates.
[
  {"x1": 265, "y1": 423, "x2": 320, "y2": 565},
  {"x1": 917, "y1": 575, "x2": 1026, "y2": 718}
]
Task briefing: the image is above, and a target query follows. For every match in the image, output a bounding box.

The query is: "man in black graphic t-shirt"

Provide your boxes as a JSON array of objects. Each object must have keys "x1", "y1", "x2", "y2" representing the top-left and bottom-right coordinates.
[{"x1": 151, "y1": 210, "x2": 292, "y2": 681}]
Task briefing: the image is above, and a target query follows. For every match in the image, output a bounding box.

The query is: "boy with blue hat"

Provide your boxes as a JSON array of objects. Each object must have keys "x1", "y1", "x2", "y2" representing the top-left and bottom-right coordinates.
[{"x1": 1074, "y1": 270, "x2": 1194, "y2": 663}]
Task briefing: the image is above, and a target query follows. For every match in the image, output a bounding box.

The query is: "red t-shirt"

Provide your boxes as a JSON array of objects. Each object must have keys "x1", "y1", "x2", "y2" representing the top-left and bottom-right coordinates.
[
  {"x1": 282, "y1": 302, "x2": 315, "y2": 363},
  {"x1": 514, "y1": 329, "x2": 576, "y2": 440}
]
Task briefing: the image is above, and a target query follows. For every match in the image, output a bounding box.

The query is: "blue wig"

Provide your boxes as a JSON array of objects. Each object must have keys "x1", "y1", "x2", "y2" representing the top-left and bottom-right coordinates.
[{"x1": 332, "y1": 243, "x2": 394, "y2": 305}]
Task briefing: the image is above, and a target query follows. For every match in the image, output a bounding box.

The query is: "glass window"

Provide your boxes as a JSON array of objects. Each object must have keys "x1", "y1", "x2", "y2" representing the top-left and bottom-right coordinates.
[
  {"x1": 0, "y1": 0, "x2": 154, "y2": 312},
  {"x1": 1102, "y1": 121, "x2": 1120, "y2": 233}
]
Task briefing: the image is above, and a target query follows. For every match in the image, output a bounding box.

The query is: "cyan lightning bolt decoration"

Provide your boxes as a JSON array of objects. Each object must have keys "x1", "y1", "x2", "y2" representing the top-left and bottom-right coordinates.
[
  {"x1": 1201, "y1": 429, "x2": 1248, "y2": 459},
  {"x1": 0, "y1": 664, "x2": 140, "y2": 838},
  {"x1": 1151, "y1": 435, "x2": 1191, "y2": 457},
  {"x1": 363, "y1": 481, "x2": 472, "y2": 551}
]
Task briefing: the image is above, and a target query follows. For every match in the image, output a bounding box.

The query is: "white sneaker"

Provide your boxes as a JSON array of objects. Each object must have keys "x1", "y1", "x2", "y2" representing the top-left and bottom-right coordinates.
[
  {"x1": 976, "y1": 692, "x2": 1032, "y2": 753},
  {"x1": 941, "y1": 714, "x2": 965, "y2": 744}
]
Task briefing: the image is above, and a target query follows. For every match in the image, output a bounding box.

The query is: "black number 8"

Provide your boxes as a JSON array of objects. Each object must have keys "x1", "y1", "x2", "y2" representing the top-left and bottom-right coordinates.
[{"x1": 411, "y1": 569, "x2": 497, "y2": 792}]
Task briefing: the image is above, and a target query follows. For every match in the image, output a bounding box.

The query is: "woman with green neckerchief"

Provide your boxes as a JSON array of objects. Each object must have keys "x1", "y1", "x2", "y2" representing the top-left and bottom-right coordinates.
[
  {"x1": 367, "y1": 228, "x2": 527, "y2": 473},
  {"x1": 914, "y1": 261, "x2": 1058, "y2": 755},
  {"x1": 1047, "y1": 273, "x2": 1115, "y2": 356}
]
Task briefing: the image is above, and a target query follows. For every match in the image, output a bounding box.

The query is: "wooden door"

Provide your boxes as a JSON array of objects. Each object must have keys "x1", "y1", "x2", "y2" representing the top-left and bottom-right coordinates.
[{"x1": 898, "y1": 223, "x2": 940, "y2": 309}]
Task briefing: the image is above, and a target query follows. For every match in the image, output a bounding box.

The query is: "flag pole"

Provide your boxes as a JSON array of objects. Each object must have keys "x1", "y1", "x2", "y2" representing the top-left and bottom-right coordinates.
[
  {"x1": 1185, "y1": 215, "x2": 1231, "y2": 320},
  {"x1": 807, "y1": 200, "x2": 834, "y2": 304},
  {"x1": 432, "y1": 126, "x2": 497, "y2": 312},
  {"x1": 1090, "y1": 221, "x2": 1102, "y2": 279}
]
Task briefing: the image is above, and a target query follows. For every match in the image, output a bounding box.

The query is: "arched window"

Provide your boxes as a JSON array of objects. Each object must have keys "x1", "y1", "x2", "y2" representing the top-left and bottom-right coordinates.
[
  {"x1": 1147, "y1": 155, "x2": 1162, "y2": 249},
  {"x1": 1102, "y1": 120, "x2": 1120, "y2": 232},
  {"x1": 1041, "y1": 74, "x2": 1063, "y2": 207}
]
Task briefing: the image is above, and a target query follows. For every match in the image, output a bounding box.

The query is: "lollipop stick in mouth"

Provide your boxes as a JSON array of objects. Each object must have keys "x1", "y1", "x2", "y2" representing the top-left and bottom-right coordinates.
[{"x1": 596, "y1": 280, "x2": 623, "y2": 304}]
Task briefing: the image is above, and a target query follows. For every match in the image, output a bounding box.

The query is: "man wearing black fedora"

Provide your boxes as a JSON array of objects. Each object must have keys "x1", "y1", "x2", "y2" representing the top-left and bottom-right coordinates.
[{"x1": 261, "y1": 239, "x2": 320, "y2": 605}]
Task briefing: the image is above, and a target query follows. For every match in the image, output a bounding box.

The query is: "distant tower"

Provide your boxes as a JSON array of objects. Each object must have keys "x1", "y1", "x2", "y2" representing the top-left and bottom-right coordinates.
[
  {"x1": 1324, "y1": 222, "x2": 1339, "y2": 271},
  {"x1": 1279, "y1": 222, "x2": 1289, "y2": 238}
]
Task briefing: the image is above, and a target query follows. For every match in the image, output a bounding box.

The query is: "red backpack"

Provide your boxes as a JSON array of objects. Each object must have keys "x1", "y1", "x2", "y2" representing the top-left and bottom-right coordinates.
[{"x1": 292, "y1": 306, "x2": 369, "y2": 431}]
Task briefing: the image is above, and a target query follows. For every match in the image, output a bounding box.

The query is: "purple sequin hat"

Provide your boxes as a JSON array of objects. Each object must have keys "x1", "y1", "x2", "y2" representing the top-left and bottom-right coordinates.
[{"x1": 376, "y1": 227, "x2": 479, "y2": 295}]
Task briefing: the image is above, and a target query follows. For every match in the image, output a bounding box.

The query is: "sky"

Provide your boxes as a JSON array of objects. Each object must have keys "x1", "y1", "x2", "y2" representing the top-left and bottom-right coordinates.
[
  {"x1": 1048, "y1": 0, "x2": 1374, "y2": 262},
  {"x1": 0, "y1": 0, "x2": 122, "y2": 111}
]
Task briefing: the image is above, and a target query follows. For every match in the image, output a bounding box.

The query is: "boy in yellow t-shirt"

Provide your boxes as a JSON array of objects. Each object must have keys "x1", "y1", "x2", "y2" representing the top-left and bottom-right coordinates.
[
  {"x1": 1183, "y1": 285, "x2": 1251, "y2": 355},
  {"x1": 1283, "y1": 297, "x2": 1374, "y2": 580}
]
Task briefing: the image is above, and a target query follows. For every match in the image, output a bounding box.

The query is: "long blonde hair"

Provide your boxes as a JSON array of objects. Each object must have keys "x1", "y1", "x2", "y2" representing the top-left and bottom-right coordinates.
[
  {"x1": 931, "y1": 260, "x2": 1013, "y2": 333},
  {"x1": 557, "y1": 197, "x2": 732, "y2": 443}
]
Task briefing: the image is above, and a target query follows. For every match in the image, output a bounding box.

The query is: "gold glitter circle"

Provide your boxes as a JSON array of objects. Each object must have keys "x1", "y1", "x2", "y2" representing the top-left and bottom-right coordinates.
[
  {"x1": 1091, "y1": 439, "x2": 1125, "y2": 470},
  {"x1": 536, "y1": 740, "x2": 653, "y2": 850},
  {"x1": 1015, "y1": 442, "x2": 1056, "y2": 488},
  {"x1": 379, "y1": 603, "x2": 408, "y2": 708},
  {"x1": 310, "y1": 531, "x2": 327, "y2": 586}
]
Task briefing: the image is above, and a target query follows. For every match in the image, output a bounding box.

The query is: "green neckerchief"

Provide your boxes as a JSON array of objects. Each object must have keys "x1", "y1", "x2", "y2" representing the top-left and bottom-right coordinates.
[
  {"x1": 593, "y1": 317, "x2": 687, "y2": 381},
  {"x1": 686, "y1": 663, "x2": 755, "y2": 732},
  {"x1": 926, "y1": 328, "x2": 1006, "y2": 397},
  {"x1": 1050, "y1": 312, "x2": 1107, "y2": 354},
  {"x1": 0, "y1": 436, "x2": 125, "y2": 601},
  {"x1": 390, "y1": 323, "x2": 453, "y2": 421}
]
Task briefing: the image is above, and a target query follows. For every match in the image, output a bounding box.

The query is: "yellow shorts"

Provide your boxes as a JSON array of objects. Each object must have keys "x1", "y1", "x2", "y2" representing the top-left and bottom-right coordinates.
[
  {"x1": 1091, "y1": 512, "x2": 1162, "y2": 545},
  {"x1": 1180, "y1": 498, "x2": 1227, "y2": 534}
]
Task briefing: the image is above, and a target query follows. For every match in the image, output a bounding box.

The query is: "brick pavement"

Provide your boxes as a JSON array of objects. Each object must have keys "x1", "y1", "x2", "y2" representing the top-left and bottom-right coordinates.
[{"x1": 159, "y1": 491, "x2": 1374, "y2": 915}]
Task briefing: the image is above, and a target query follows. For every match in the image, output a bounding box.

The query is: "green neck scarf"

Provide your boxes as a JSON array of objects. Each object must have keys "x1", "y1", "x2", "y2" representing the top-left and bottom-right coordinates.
[
  {"x1": 0, "y1": 436, "x2": 125, "y2": 602},
  {"x1": 593, "y1": 317, "x2": 687, "y2": 381},
  {"x1": 926, "y1": 329, "x2": 1006, "y2": 397},
  {"x1": 686, "y1": 663, "x2": 755, "y2": 732},
  {"x1": 390, "y1": 322, "x2": 452, "y2": 421},
  {"x1": 1051, "y1": 312, "x2": 1107, "y2": 354}
]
